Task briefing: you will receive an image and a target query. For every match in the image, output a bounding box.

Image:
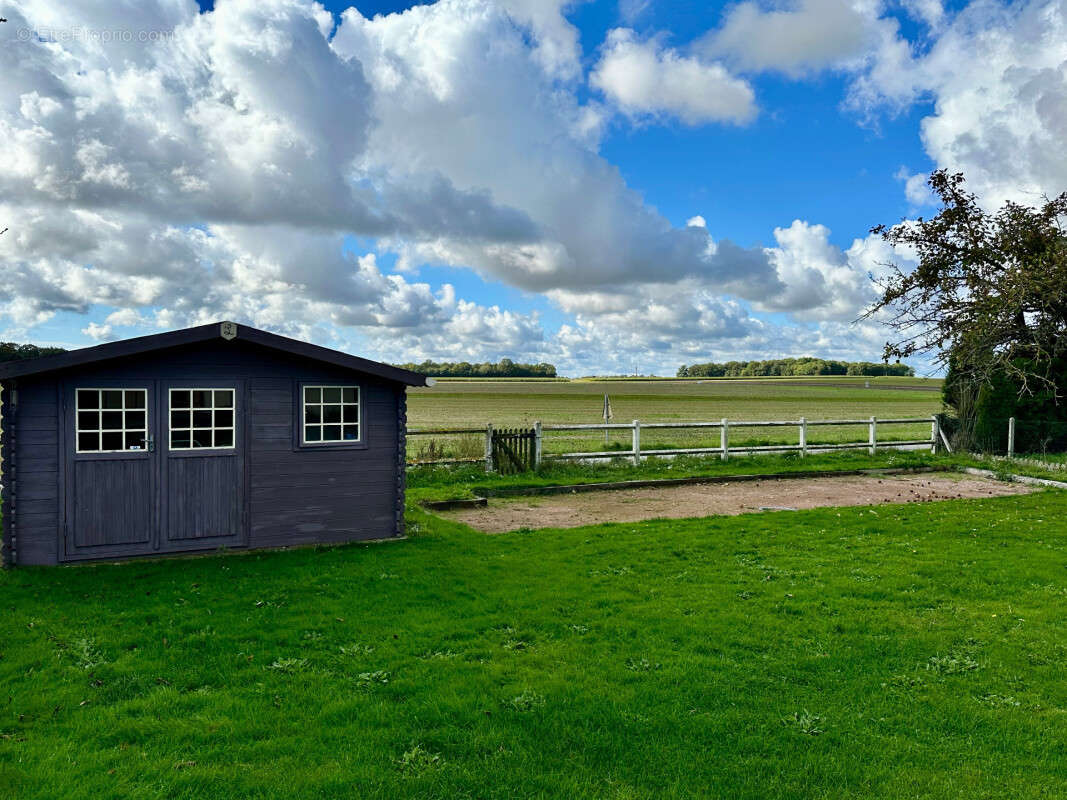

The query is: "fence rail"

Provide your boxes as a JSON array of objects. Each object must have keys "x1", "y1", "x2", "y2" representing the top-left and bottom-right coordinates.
[{"x1": 408, "y1": 415, "x2": 942, "y2": 472}]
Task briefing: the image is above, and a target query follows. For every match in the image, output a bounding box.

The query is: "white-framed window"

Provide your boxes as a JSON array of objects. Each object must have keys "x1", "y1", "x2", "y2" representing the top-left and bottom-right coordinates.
[
  {"x1": 169, "y1": 388, "x2": 235, "y2": 450},
  {"x1": 302, "y1": 385, "x2": 360, "y2": 444},
  {"x1": 76, "y1": 388, "x2": 148, "y2": 453}
]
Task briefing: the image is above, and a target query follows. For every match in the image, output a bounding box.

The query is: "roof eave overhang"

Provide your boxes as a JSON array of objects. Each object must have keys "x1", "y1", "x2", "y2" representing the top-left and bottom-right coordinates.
[{"x1": 0, "y1": 322, "x2": 429, "y2": 387}]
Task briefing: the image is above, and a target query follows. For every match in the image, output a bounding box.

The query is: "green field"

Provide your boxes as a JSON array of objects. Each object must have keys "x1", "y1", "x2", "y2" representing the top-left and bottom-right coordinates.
[
  {"x1": 2, "y1": 453, "x2": 1065, "y2": 799},
  {"x1": 407, "y1": 377, "x2": 945, "y2": 460}
]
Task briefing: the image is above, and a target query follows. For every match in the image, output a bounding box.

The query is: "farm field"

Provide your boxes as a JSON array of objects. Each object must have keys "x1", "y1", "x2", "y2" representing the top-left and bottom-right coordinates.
[
  {"x1": 406, "y1": 376, "x2": 945, "y2": 459},
  {"x1": 2, "y1": 465, "x2": 1065, "y2": 799}
]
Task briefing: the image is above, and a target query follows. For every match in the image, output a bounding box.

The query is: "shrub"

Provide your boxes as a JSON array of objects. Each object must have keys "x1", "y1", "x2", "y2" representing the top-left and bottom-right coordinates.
[{"x1": 945, "y1": 355, "x2": 1067, "y2": 455}]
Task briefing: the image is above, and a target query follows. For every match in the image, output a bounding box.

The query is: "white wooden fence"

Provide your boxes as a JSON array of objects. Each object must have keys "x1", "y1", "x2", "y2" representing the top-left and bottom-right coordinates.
[{"x1": 408, "y1": 415, "x2": 944, "y2": 470}]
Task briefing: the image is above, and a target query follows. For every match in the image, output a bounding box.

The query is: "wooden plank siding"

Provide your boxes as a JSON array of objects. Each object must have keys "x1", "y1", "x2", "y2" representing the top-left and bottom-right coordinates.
[
  {"x1": 1, "y1": 380, "x2": 12, "y2": 568},
  {"x1": 396, "y1": 390, "x2": 407, "y2": 537},
  {"x1": 165, "y1": 455, "x2": 242, "y2": 541},
  {"x1": 5, "y1": 338, "x2": 407, "y2": 565},
  {"x1": 72, "y1": 459, "x2": 153, "y2": 547},
  {"x1": 9, "y1": 377, "x2": 61, "y2": 565},
  {"x1": 247, "y1": 374, "x2": 400, "y2": 548}
]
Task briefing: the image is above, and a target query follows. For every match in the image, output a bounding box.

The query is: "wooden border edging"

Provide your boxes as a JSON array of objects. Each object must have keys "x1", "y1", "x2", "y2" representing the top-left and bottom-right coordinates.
[
  {"x1": 420, "y1": 497, "x2": 490, "y2": 511},
  {"x1": 961, "y1": 467, "x2": 1067, "y2": 490},
  {"x1": 469, "y1": 466, "x2": 949, "y2": 498}
]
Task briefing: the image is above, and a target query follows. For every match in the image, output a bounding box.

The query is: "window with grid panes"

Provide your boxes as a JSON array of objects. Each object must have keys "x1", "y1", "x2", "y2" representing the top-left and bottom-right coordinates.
[
  {"x1": 169, "y1": 388, "x2": 235, "y2": 449},
  {"x1": 76, "y1": 389, "x2": 148, "y2": 452},
  {"x1": 302, "y1": 386, "x2": 360, "y2": 444}
]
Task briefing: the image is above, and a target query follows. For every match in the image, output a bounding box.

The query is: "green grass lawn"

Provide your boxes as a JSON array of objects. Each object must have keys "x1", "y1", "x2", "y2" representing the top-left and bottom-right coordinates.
[
  {"x1": 405, "y1": 377, "x2": 944, "y2": 460},
  {"x1": 2, "y1": 458, "x2": 1065, "y2": 798}
]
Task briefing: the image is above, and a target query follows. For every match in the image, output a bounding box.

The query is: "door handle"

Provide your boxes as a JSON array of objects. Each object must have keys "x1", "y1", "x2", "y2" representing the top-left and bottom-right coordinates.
[{"x1": 142, "y1": 434, "x2": 155, "y2": 452}]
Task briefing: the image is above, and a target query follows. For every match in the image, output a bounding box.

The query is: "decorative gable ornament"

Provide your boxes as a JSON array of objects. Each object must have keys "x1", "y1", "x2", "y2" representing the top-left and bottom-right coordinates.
[{"x1": 220, "y1": 321, "x2": 238, "y2": 340}]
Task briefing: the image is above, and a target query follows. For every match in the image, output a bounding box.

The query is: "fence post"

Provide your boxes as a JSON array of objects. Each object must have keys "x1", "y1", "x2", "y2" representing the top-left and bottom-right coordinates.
[
  {"x1": 720, "y1": 418, "x2": 729, "y2": 461},
  {"x1": 869, "y1": 416, "x2": 877, "y2": 455},
  {"x1": 632, "y1": 420, "x2": 641, "y2": 466},
  {"x1": 484, "y1": 423, "x2": 494, "y2": 473},
  {"x1": 799, "y1": 417, "x2": 807, "y2": 457},
  {"x1": 931, "y1": 415, "x2": 939, "y2": 454},
  {"x1": 533, "y1": 421, "x2": 542, "y2": 470},
  {"x1": 1008, "y1": 417, "x2": 1016, "y2": 458}
]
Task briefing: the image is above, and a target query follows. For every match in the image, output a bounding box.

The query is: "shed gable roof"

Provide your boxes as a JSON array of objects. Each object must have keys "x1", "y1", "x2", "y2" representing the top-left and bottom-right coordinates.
[{"x1": 0, "y1": 321, "x2": 428, "y2": 386}]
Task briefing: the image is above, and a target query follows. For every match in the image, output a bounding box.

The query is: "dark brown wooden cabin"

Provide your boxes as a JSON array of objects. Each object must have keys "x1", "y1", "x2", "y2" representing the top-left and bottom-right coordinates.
[{"x1": 0, "y1": 321, "x2": 427, "y2": 566}]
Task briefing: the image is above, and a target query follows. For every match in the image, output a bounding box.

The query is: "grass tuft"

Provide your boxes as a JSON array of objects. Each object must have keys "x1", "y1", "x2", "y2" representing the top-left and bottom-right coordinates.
[
  {"x1": 506, "y1": 690, "x2": 545, "y2": 712},
  {"x1": 926, "y1": 652, "x2": 981, "y2": 675},
  {"x1": 266, "y1": 658, "x2": 308, "y2": 673},
  {"x1": 395, "y1": 744, "x2": 444, "y2": 775},
  {"x1": 782, "y1": 710, "x2": 825, "y2": 736}
]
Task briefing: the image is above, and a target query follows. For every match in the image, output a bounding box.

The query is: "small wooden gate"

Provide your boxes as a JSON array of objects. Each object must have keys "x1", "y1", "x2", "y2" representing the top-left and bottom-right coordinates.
[{"x1": 491, "y1": 427, "x2": 537, "y2": 474}]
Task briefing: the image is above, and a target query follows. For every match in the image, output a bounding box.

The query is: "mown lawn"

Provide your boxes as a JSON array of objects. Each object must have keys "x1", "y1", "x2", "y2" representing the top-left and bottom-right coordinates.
[{"x1": 2, "y1": 481, "x2": 1066, "y2": 798}]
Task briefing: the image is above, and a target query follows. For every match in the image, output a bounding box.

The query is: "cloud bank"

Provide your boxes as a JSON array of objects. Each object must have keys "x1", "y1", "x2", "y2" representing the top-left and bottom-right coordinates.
[{"x1": 1, "y1": 0, "x2": 1061, "y2": 373}]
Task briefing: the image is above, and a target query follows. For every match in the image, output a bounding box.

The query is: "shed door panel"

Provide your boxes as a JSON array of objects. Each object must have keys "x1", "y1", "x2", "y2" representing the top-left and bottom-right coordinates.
[
  {"x1": 165, "y1": 456, "x2": 241, "y2": 541},
  {"x1": 72, "y1": 459, "x2": 153, "y2": 548},
  {"x1": 161, "y1": 383, "x2": 244, "y2": 550},
  {"x1": 65, "y1": 383, "x2": 157, "y2": 559}
]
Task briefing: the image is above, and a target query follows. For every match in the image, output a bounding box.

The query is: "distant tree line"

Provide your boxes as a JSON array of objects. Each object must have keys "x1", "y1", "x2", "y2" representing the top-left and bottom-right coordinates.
[
  {"x1": 394, "y1": 357, "x2": 557, "y2": 378},
  {"x1": 677, "y1": 358, "x2": 914, "y2": 378},
  {"x1": 0, "y1": 342, "x2": 66, "y2": 363}
]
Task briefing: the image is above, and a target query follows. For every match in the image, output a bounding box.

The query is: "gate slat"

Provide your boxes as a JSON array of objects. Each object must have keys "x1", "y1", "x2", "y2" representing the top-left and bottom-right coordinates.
[{"x1": 489, "y1": 426, "x2": 537, "y2": 474}]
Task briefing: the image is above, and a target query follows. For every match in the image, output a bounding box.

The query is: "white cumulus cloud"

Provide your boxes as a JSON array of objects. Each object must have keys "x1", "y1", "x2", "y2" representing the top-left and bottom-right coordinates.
[
  {"x1": 698, "y1": 0, "x2": 881, "y2": 76},
  {"x1": 852, "y1": 0, "x2": 1067, "y2": 209},
  {"x1": 590, "y1": 28, "x2": 757, "y2": 124}
]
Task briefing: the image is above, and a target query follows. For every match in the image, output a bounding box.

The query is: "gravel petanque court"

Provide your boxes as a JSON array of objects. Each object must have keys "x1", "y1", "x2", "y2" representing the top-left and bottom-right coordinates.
[{"x1": 439, "y1": 473, "x2": 1034, "y2": 533}]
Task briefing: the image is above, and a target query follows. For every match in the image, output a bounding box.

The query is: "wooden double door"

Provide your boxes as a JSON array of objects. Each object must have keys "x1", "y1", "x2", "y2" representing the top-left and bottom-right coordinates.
[{"x1": 62, "y1": 380, "x2": 245, "y2": 561}]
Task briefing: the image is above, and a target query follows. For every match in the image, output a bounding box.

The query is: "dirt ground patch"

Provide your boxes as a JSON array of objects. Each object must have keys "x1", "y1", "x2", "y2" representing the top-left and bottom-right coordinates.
[{"x1": 439, "y1": 473, "x2": 1034, "y2": 533}]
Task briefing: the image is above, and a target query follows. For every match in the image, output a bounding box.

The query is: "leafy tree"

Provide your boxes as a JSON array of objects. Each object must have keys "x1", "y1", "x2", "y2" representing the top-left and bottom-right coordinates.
[
  {"x1": 0, "y1": 342, "x2": 66, "y2": 363},
  {"x1": 865, "y1": 170, "x2": 1067, "y2": 451},
  {"x1": 865, "y1": 170, "x2": 1067, "y2": 398}
]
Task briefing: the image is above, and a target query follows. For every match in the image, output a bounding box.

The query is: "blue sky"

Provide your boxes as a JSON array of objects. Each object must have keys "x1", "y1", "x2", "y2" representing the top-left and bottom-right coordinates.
[
  {"x1": 3, "y1": 0, "x2": 1062, "y2": 374},
  {"x1": 308, "y1": 0, "x2": 937, "y2": 245}
]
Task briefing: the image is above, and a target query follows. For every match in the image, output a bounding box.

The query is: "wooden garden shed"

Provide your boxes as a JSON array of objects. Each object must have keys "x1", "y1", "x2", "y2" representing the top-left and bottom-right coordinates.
[{"x1": 0, "y1": 321, "x2": 427, "y2": 566}]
